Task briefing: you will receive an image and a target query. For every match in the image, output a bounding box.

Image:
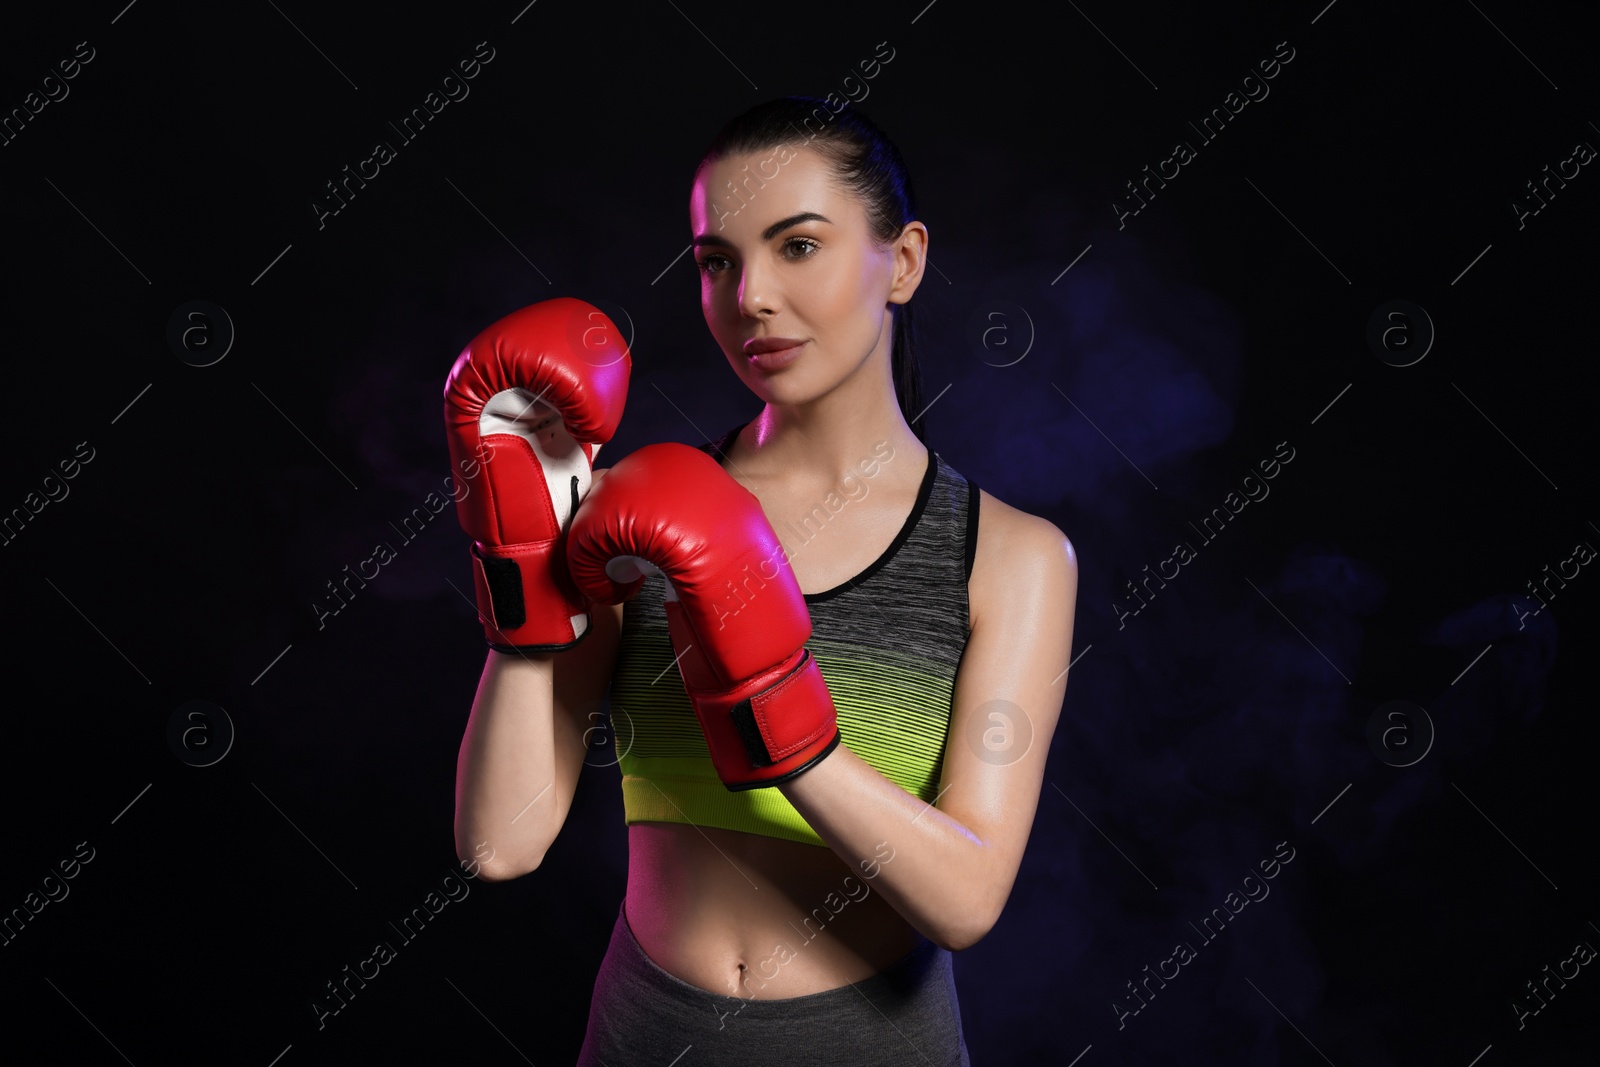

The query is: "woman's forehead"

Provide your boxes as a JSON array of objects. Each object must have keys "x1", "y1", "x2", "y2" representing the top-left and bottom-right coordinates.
[{"x1": 690, "y1": 148, "x2": 852, "y2": 236}]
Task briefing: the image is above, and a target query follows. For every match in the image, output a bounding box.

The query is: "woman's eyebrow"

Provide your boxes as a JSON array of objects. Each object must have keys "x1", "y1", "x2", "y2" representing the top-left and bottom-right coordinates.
[{"x1": 693, "y1": 211, "x2": 833, "y2": 248}]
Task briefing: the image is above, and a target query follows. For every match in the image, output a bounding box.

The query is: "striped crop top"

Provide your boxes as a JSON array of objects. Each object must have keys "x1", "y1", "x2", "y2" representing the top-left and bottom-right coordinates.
[{"x1": 605, "y1": 422, "x2": 980, "y2": 848}]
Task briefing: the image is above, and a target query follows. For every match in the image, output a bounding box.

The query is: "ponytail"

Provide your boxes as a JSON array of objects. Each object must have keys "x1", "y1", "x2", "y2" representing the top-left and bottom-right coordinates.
[{"x1": 890, "y1": 303, "x2": 926, "y2": 446}]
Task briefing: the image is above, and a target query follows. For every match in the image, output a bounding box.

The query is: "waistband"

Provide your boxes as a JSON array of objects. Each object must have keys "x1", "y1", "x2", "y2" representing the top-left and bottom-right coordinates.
[{"x1": 611, "y1": 900, "x2": 945, "y2": 1019}]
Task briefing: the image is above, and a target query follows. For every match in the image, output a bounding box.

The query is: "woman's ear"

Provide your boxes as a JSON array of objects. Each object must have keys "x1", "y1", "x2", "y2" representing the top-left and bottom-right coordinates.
[{"x1": 888, "y1": 221, "x2": 929, "y2": 305}]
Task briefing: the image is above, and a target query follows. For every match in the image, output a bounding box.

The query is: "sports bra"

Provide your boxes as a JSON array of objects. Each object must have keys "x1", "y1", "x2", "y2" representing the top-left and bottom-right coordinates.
[{"x1": 605, "y1": 422, "x2": 980, "y2": 848}]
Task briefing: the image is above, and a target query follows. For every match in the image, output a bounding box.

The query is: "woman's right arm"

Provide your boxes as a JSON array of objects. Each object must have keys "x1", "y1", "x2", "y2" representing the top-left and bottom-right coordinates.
[{"x1": 454, "y1": 596, "x2": 623, "y2": 881}]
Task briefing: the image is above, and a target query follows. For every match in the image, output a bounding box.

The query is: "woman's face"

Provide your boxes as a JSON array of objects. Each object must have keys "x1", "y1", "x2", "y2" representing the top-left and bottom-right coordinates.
[{"x1": 689, "y1": 145, "x2": 921, "y2": 406}]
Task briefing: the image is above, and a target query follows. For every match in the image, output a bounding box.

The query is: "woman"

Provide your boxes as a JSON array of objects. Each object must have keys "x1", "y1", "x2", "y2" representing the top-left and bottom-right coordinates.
[{"x1": 451, "y1": 97, "x2": 1077, "y2": 1065}]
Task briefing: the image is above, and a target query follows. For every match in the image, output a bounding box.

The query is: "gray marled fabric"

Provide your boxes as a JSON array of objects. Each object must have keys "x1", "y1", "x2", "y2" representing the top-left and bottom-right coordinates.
[{"x1": 577, "y1": 902, "x2": 972, "y2": 1066}]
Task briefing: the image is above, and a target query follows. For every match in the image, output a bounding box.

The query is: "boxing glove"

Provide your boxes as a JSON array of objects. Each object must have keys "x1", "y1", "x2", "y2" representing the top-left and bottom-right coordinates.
[
  {"x1": 443, "y1": 297, "x2": 630, "y2": 652},
  {"x1": 566, "y1": 443, "x2": 840, "y2": 790}
]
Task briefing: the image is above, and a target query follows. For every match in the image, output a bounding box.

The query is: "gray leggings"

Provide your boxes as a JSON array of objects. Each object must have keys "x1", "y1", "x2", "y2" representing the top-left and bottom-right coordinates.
[{"x1": 577, "y1": 902, "x2": 972, "y2": 1066}]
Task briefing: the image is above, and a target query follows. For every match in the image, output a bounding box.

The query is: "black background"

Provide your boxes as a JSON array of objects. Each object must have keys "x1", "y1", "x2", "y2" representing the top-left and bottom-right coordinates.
[{"x1": 2, "y1": 1, "x2": 1596, "y2": 1064}]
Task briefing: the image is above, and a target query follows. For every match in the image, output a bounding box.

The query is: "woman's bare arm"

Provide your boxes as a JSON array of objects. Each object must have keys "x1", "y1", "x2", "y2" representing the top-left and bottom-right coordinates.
[
  {"x1": 453, "y1": 475, "x2": 622, "y2": 881},
  {"x1": 778, "y1": 495, "x2": 1078, "y2": 950}
]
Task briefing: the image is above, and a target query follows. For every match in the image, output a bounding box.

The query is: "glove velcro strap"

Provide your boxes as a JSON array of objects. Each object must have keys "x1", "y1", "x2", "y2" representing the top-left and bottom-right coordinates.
[
  {"x1": 470, "y1": 540, "x2": 587, "y2": 652},
  {"x1": 728, "y1": 650, "x2": 838, "y2": 769},
  {"x1": 474, "y1": 547, "x2": 528, "y2": 629}
]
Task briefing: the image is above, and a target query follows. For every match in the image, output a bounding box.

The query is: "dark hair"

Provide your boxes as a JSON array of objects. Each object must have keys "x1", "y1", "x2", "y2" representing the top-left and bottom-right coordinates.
[{"x1": 696, "y1": 96, "x2": 927, "y2": 445}]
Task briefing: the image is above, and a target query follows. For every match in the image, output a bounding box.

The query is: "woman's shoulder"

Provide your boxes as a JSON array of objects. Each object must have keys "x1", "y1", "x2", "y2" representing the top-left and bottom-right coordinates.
[
  {"x1": 966, "y1": 480, "x2": 1075, "y2": 562},
  {"x1": 966, "y1": 483, "x2": 1078, "y2": 625}
]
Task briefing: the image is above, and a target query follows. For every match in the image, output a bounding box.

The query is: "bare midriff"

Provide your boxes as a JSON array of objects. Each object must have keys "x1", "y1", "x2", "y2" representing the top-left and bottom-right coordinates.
[
  {"x1": 623, "y1": 821, "x2": 923, "y2": 999},
  {"x1": 614, "y1": 439, "x2": 934, "y2": 999}
]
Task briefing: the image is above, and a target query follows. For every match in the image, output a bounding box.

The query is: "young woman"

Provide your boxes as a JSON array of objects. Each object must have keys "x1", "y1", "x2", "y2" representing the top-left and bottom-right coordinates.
[{"x1": 449, "y1": 97, "x2": 1077, "y2": 1065}]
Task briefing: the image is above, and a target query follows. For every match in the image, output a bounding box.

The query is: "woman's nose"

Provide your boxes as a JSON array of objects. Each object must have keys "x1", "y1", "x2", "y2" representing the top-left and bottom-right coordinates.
[{"x1": 737, "y1": 260, "x2": 780, "y2": 318}]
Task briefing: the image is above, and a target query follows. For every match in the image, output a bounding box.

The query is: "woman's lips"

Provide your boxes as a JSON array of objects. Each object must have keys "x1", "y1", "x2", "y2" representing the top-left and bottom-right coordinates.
[{"x1": 748, "y1": 340, "x2": 806, "y2": 371}]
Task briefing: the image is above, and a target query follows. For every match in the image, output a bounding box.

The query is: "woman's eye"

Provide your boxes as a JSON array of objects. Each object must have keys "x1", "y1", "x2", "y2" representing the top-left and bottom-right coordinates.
[{"x1": 697, "y1": 240, "x2": 815, "y2": 276}]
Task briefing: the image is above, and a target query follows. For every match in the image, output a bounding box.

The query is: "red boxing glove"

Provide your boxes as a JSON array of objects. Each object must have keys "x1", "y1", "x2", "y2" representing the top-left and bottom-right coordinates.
[
  {"x1": 566, "y1": 443, "x2": 840, "y2": 790},
  {"x1": 443, "y1": 297, "x2": 630, "y2": 652}
]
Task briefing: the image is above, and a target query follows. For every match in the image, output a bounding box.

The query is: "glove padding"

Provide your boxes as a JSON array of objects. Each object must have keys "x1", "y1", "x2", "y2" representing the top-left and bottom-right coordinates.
[
  {"x1": 443, "y1": 297, "x2": 630, "y2": 652},
  {"x1": 566, "y1": 442, "x2": 840, "y2": 789}
]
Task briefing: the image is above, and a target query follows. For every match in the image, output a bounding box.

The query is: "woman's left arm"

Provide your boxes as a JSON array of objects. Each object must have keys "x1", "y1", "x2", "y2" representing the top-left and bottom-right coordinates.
[{"x1": 779, "y1": 502, "x2": 1078, "y2": 951}]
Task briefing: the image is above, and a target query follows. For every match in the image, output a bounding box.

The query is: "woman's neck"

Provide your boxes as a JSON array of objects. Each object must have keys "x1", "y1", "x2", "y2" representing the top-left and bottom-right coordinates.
[{"x1": 731, "y1": 393, "x2": 925, "y2": 492}]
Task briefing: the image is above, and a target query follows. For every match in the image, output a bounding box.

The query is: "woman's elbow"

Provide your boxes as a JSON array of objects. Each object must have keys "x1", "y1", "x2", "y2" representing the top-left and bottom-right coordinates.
[
  {"x1": 934, "y1": 908, "x2": 992, "y2": 953},
  {"x1": 466, "y1": 850, "x2": 544, "y2": 883},
  {"x1": 933, "y1": 921, "x2": 992, "y2": 953},
  {"x1": 931, "y1": 901, "x2": 1003, "y2": 953},
  {"x1": 455, "y1": 834, "x2": 542, "y2": 883}
]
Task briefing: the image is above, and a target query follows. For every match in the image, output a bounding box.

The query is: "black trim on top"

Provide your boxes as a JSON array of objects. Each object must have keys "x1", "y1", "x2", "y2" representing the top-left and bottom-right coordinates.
[
  {"x1": 697, "y1": 422, "x2": 939, "y2": 606},
  {"x1": 699, "y1": 420, "x2": 750, "y2": 460},
  {"x1": 804, "y1": 448, "x2": 937, "y2": 605},
  {"x1": 963, "y1": 478, "x2": 981, "y2": 582}
]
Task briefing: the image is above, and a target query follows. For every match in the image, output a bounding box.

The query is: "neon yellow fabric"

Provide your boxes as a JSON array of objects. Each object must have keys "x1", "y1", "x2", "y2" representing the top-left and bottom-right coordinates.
[{"x1": 610, "y1": 628, "x2": 955, "y2": 848}]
